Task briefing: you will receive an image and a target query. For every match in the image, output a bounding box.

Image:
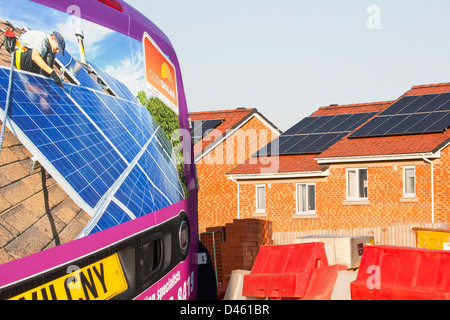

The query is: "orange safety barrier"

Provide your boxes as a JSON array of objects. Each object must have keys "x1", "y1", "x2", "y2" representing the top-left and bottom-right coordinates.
[
  {"x1": 303, "y1": 264, "x2": 347, "y2": 300},
  {"x1": 351, "y1": 245, "x2": 450, "y2": 300},
  {"x1": 242, "y1": 242, "x2": 328, "y2": 299}
]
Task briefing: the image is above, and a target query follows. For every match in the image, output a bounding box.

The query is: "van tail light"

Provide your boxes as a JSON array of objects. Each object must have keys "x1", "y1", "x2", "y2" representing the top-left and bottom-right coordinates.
[{"x1": 97, "y1": 0, "x2": 123, "y2": 12}]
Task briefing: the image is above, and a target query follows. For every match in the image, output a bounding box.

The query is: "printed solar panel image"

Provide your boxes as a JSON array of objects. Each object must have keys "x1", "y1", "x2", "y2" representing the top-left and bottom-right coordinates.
[
  {"x1": 0, "y1": 63, "x2": 185, "y2": 238},
  {"x1": 55, "y1": 52, "x2": 103, "y2": 91},
  {"x1": 89, "y1": 62, "x2": 139, "y2": 102}
]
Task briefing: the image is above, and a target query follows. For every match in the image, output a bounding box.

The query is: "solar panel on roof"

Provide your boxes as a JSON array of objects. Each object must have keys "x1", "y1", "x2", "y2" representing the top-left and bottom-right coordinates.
[
  {"x1": 55, "y1": 52, "x2": 102, "y2": 91},
  {"x1": 282, "y1": 117, "x2": 318, "y2": 135},
  {"x1": 278, "y1": 135, "x2": 305, "y2": 154},
  {"x1": 321, "y1": 132, "x2": 349, "y2": 150},
  {"x1": 307, "y1": 132, "x2": 348, "y2": 153},
  {"x1": 437, "y1": 96, "x2": 450, "y2": 112},
  {"x1": 0, "y1": 65, "x2": 184, "y2": 237},
  {"x1": 89, "y1": 62, "x2": 138, "y2": 102},
  {"x1": 190, "y1": 118, "x2": 224, "y2": 144},
  {"x1": 305, "y1": 116, "x2": 334, "y2": 133},
  {"x1": 191, "y1": 120, "x2": 203, "y2": 132},
  {"x1": 255, "y1": 112, "x2": 377, "y2": 156},
  {"x1": 284, "y1": 134, "x2": 323, "y2": 154},
  {"x1": 397, "y1": 95, "x2": 439, "y2": 114},
  {"x1": 202, "y1": 119, "x2": 224, "y2": 133},
  {"x1": 346, "y1": 113, "x2": 378, "y2": 131},
  {"x1": 385, "y1": 113, "x2": 425, "y2": 136},
  {"x1": 316, "y1": 114, "x2": 351, "y2": 133},
  {"x1": 350, "y1": 93, "x2": 450, "y2": 138},
  {"x1": 422, "y1": 112, "x2": 450, "y2": 133},
  {"x1": 379, "y1": 96, "x2": 419, "y2": 116},
  {"x1": 419, "y1": 93, "x2": 450, "y2": 113}
]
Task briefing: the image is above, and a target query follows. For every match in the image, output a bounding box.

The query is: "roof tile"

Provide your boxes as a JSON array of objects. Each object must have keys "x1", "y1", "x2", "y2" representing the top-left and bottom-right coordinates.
[
  {"x1": 189, "y1": 108, "x2": 256, "y2": 155},
  {"x1": 405, "y1": 83, "x2": 450, "y2": 96},
  {"x1": 318, "y1": 130, "x2": 450, "y2": 158},
  {"x1": 227, "y1": 154, "x2": 326, "y2": 176},
  {"x1": 312, "y1": 101, "x2": 394, "y2": 116},
  {"x1": 318, "y1": 83, "x2": 450, "y2": 159}
]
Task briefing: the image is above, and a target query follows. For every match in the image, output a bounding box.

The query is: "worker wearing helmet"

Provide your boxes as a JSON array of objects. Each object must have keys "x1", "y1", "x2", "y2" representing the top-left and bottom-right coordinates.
[{"x1": 14, "y1": 30, "x2": 65, "y2": 87}]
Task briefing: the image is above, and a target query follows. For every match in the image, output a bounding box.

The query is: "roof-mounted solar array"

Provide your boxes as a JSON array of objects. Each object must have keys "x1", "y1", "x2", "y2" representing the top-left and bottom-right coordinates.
[
  {"x1": 190, "y1": 118, "x2": 224, "y2": 144},
  {"x1": 55, "y1": 52, "x2": 102, "y2": 91},
  {"x1": 0, "y1": 64, "x2": 185, "y2": 238},
  {"x1": 256, "y1": 112, "x2": 377, "y2": 156},
  {"x1": 89, "y1": 62, "x2": 138, "y2": 102},
  {"x1": 350, "y1": 93, "x2": 450, "y2": 138}
]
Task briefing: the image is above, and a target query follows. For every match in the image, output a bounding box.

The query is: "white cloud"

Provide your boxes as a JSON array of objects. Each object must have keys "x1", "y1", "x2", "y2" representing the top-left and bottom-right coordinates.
[
  {"x1": 104, "y1": 48, "x2": 145, "y2": 96},
  {"x1": 56, "y1": 18, "x2": 114, "y2": 61}
]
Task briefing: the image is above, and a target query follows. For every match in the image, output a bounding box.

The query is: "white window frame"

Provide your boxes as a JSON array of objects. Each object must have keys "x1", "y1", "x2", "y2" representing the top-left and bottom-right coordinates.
[
  {"x1": 296, "y1": 183, "x2": 316, "y2": 214},
  {"x1": 346, "y1": 168, "x2": 368, "y2": 201},
  {"x1": 255, "y1": 184, "x2": 266, "y2": 213},
  {"x1": 403, "y1": 166, "x2": 416, "y2": 198}
]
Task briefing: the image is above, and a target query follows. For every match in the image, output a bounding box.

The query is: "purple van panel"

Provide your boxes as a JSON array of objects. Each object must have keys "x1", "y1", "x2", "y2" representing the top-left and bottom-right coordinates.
[
  {"x1": 31, "y1": 0, "x2": 130, "y2": 37},
  {"x1": 0, "y1": 195, "x2": 198, "y2": 289},
  {"x1": 1, "y1": 0, "x2": 198, "y2": 300}
]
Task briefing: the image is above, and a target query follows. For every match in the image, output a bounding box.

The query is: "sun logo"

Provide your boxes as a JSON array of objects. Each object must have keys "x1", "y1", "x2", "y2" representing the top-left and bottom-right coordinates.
[{"x1": 161, "y1": 62, "x2": 174, "y2": 84}]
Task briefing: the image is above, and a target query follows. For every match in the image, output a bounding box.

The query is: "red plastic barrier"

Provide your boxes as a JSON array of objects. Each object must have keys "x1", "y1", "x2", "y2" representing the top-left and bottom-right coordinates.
[
  {"x1": 303, "y1": 264, "x2": 347, "y2": 300},
  {"x1": 351, "y1": 245, "x2": 450, "y2": 300},
  {"x1": 242, "y1": 243, "x2": 328, "y2": 298}
]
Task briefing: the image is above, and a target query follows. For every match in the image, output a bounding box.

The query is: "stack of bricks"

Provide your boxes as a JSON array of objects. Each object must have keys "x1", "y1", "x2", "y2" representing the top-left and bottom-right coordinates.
[
  {"x1": 200, "y1": 226, "x2": 225, "y2": 284},
  {"x1": 221, "y1": 219, "x2": 273, "y2": 286},
  {"x1": 200, "y1": 219, "x2": 273, "y2": 290}
]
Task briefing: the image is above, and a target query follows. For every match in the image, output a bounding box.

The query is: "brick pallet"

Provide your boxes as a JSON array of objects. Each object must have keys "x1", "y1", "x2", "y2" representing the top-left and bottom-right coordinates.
[
  {"x1": 200, "y1": 227, "x2": 224, "y2": 284},
  {"x1": 200, "y1": 219, "x2": 273, "y2": 290}
]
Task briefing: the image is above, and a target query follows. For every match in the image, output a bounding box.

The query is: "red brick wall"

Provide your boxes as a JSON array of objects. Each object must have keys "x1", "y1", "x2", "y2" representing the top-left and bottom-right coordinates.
[
  {"x1": 196, "y1": 116, "x2": 278, "y2": 232},
  {"x1": 236, "y1": 153, "x2": 450, "y2": 232},
  {"x1": 316, "y1": 162, "x2": 433, "y2": 229},
  {"x1": 435, "y1": 147, "x2": 450, "y2": 222}
]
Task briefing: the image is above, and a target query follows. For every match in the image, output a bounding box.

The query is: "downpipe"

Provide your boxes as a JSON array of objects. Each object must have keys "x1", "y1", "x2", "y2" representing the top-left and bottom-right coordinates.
[{"x1": 422, "y1": 156, "x2": 435, "y2": 223}]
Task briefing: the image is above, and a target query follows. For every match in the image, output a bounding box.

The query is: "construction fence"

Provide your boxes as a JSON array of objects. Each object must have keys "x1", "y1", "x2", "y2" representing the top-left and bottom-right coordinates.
[{"x1": 272, "y1": 222, "x2": 449, "y2": 247}]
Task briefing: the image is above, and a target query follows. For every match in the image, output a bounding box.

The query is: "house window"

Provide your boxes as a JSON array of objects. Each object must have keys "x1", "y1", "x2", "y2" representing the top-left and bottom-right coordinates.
[
  {"x1": 296, "y1": 183, "x2": 316, "y2": 214},
  {"x1": 347, "y1": 168, "x2": 368, "y2": 200},
  {"x1": 403, "y1": 166, "x2": 416, "y2": 198},
  {"x1": 256, "y1": 184, "x2": 266, "y2": 213}
]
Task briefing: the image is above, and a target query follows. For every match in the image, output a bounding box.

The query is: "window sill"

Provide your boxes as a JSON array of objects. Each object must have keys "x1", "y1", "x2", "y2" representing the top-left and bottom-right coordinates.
[
  {"x1": 400, "y1": 197, "x2": 418, "y2": 203},
  {"x1": 252, "y1": 212, "x2": 267, "y2": 217},
  {"x1": 343, "y1": 200, "x2": 370, "y2": 206},
  {"x1": 293, "y1": 213, "x2": 318, "y2": 219}
]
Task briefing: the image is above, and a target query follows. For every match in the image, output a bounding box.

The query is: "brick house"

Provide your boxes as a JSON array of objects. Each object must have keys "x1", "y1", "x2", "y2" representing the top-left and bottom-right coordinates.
[
  {"x1": 189, "y1": 108, "x2": 280, "y2": 232},
  {"x1": 226, "y1": 83, "x2": 450, "y2": 233}
]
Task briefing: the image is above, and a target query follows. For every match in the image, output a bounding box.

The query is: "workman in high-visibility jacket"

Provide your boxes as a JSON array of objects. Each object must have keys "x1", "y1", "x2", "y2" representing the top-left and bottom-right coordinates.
[{"x1": 14, "y1": 30, "x2": 65, "y2": 87}]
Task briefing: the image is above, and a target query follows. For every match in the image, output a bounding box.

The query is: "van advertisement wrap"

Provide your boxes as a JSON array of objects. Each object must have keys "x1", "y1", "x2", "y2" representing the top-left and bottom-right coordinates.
[{"x1": 0, "y1": 0, "x2": 197, "y2": 300}]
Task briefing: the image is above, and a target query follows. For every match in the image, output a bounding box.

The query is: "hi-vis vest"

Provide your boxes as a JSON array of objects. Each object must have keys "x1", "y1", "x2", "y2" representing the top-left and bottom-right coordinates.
[{"x1": 14, "y1": 41, "x2": 28, "y2": 69}]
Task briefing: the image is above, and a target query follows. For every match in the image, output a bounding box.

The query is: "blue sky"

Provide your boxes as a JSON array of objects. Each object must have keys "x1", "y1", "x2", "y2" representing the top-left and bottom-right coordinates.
[{"x1": 126, "y1": 0, "x2": 450, "y2": 131}]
